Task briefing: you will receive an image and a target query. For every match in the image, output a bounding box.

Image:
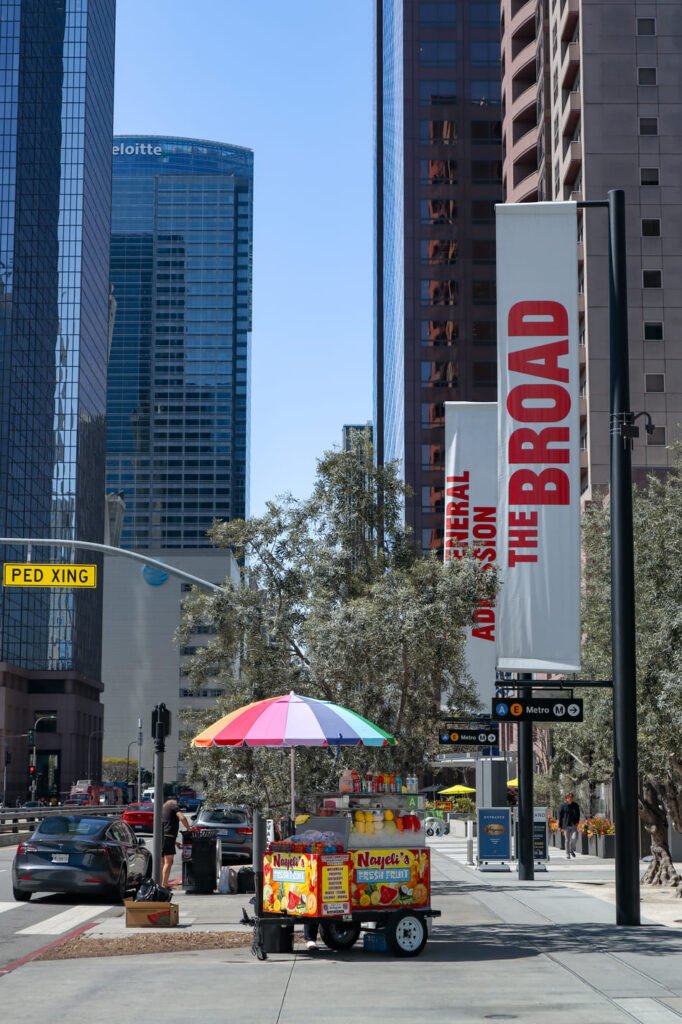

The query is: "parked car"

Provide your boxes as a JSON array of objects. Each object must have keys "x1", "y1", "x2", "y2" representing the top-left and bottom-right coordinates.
[
  {"x1": 190, "y1": 805, "x2": 252, "y2": 864},
  {"x1": 122, "y1": 803, "x2": 154, "y2": 834},
  {"x1": 12, "y1": 815, "x2": 151, "y2": 902}
]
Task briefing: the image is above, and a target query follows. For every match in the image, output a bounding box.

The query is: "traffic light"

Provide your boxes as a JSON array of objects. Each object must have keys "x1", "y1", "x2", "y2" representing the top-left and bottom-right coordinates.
[
  {"x1": 27, "y1": 729, "x2": 35, "y2": 747},
  {"x1": 28, "y1": 764, "x2": 36, "y2": 779},
  {"x1": 4, "y1": 750, "x2": 11, "y2": 765}
]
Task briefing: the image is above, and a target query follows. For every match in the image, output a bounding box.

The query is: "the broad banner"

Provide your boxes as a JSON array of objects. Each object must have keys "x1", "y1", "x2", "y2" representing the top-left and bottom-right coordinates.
[
  {"x1": 496, "y1": 202, "x2": 581, "y2": 672},
  {"x1": 444, "y1": 402, "x2": 498, "y2": 703}
]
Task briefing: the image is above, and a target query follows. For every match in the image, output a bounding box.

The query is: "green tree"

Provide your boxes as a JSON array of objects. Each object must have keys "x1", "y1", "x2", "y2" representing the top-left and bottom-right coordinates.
[
  {"x1": 179, "y1": 439, "x2": 496, "y2": 817},
  {"x1": 551, "y1": 447, "x2": 682, "y2": 891},
  {"x1": 101, "y1": 758, "x2": 136, "y2": 783}
]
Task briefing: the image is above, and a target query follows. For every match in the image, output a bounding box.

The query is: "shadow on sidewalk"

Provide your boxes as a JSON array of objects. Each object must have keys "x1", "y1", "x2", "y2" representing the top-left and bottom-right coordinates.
[{"x1": 421, "y1": 921, "x2": 682, "y2": 963}]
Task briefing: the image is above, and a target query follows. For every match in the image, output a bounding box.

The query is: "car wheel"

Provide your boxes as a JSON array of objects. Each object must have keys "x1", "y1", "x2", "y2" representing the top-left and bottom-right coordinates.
[
  {"x1": 319, "y1": 921, "x2": 361, "y2": 951},
  {"x1": 425, "y1": 826, "x2": 434, "y2": 837},
  {"x1": 385, "y1": 911, "x2": 428, "y2": 957},
  {"x1": 13, "y1": 887, "x2": 31, "y2": 902}
]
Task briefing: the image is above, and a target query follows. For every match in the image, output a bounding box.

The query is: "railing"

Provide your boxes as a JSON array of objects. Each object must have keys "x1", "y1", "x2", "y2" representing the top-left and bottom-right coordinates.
[{"x1": 0, "y1": 805, "x2": 122, "y2": 842}]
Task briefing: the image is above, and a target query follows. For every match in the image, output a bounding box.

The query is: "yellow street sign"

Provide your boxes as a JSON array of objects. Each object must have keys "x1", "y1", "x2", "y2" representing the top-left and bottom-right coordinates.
[{"x1": 2, "y1": 563, "x2": 97, "y2": 588}]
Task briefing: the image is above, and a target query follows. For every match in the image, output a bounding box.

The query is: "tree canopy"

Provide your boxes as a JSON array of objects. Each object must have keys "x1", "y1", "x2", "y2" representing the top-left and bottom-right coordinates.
[
  {"x1": 179, "y1": 438, "x2": 496, "y2": 817},
  {"x1": 550, "y1": 446, "x2": 682, "y2": 887}
]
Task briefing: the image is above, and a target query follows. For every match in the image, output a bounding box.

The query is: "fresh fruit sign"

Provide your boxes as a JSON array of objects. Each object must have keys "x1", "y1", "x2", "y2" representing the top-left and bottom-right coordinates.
[{"x1": 350, "y1": 848, "x2": 430, "y2": 910}]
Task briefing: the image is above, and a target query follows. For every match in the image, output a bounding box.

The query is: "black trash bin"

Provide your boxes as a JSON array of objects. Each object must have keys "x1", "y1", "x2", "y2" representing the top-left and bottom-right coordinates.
[
  {"x1": 260, "y1": 918, "x2": 294, "y2": 953},
  {"x1": 182, "y1": 828, "x2": 221, "y2": 894}
]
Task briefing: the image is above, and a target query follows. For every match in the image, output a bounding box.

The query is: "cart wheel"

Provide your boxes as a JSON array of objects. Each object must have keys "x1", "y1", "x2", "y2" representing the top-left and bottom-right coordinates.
[
  {"x1": 385, "y1": 912, "x2": 428, "y2": 957},
  {"x1": 319, "y1": 920, "x2": 361, "y2": 951}
]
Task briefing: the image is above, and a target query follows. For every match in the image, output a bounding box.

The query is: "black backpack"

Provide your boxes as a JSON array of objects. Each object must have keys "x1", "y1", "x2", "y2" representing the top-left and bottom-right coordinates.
[{"x1": 135, "y1": 878, "x2": 172, "y2": 903}]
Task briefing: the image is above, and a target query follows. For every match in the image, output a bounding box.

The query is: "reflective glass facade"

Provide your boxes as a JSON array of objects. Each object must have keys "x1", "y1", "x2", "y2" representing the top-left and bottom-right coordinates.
[
  {"x1": 0, "y1": 0, "x2": 115, "y2": 676},
  {"x1": 374, "y1": 0, "x2": 502, "y2": 555},
  {"x1": 107, "y1": 137, "x2": 253, "y2": 548}
]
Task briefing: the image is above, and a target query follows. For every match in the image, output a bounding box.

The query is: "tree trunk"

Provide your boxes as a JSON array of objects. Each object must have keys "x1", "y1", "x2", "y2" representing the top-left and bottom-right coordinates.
[{"x1": 639, "y1": 781, "x2": 682, "y2": 893}]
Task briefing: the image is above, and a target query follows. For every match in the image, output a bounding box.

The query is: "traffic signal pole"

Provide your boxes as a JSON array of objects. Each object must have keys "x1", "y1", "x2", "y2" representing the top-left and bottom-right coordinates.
[{"x1": 517, "y1": 675, "x2": 534, "y2": 881}]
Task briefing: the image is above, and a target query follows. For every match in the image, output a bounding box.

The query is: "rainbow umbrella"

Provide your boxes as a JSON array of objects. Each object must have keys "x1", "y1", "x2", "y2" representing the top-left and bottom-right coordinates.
[{"x1": 192, "y1": 691, "x2": 396, "y2": 817}]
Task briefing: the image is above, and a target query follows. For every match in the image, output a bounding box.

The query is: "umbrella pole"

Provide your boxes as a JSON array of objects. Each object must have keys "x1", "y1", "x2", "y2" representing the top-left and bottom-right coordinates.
[{"x1": 290, "y1": 747, "x2": 296, "y2": 821}]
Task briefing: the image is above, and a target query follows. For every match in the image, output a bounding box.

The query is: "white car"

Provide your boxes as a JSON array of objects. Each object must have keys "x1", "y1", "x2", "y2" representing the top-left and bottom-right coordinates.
[{"x1": 424, "y1": 817, "x2": 449, "y2": 837}]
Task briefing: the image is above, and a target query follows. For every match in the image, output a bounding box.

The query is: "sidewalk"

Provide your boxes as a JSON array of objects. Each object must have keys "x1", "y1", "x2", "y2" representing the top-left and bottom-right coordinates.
[{"x1": 1, "y1": 844, "x2": 681, "y2": 1023}]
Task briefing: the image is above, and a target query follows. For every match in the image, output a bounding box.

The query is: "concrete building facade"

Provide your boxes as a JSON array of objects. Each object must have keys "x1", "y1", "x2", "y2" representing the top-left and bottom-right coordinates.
[{"x1": 501, "y1": 0, "x2": 682, "y2": 495}]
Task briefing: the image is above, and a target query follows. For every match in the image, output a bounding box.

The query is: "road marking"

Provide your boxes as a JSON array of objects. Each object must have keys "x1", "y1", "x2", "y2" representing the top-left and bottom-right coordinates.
[
  {"x1": 18, "y1": 904, "x2": 113, "y2": 935},
  {"x1": 614, "y1": 999, "x2": 682, "y2": 1023},
  {"x1": 0, "y1": 901, "x2": 29, "y2": 914}
]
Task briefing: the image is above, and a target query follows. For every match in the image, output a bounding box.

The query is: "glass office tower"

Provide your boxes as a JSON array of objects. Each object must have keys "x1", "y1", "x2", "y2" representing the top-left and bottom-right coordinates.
[
  {"x1": 374, "y1": 0, "x2": 502, "y2": 556},
  {"x1": 107, "y1": 137, "x2": 253, "y2": 548},
  {"x1": 0, "y1": 0, "x2": 116, "y2": 676}
]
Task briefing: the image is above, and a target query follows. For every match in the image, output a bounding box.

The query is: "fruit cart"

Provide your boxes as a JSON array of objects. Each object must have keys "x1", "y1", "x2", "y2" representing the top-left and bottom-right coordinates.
[{"x1": 259, "y1": 792, "x2": 440, "y2": 957}]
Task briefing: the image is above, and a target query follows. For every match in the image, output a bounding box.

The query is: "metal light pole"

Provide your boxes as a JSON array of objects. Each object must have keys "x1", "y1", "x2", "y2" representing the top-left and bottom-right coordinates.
[
  {"x1": 517, "y1": 675, "x2": 534, "y2": 881},
  {"x1": 87, "y1": 730, "x2": 103, "y2": 782},
  {"x1": 137, "y1": 718, "x2": 143, "y2": 803},
  {"x1": 32, "y1": 716, "x2": 56, "y2": 800},
  {"x1": 126, "y1": 739, "x2": 137, "y2": 796},
  {"x1": 608, "y1": 189, "x2": 640, "y2": 926}
]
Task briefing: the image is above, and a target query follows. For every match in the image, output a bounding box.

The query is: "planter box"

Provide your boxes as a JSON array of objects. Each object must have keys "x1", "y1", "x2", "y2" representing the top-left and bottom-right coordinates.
[
  {"x1": 578, "y1": 832, "x2": 590, "y2": 856},
  {"x1": 588, "y1": 835, "x2": 598, "y2": 857},
  {"x1": 597, "y1": 834, "x2": 615, "y2": 859}
]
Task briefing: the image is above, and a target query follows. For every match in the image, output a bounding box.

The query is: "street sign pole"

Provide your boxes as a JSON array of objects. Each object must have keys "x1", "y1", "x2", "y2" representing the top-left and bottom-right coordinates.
[
  {"x1": 137, "y1": 718, "x2": 143, "y2": 803},
  {"x1": 517, "y1": 675, "x2": 534, "y2": 881}
]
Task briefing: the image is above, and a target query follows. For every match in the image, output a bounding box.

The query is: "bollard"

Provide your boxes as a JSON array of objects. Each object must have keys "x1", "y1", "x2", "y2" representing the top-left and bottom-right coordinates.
[{"x1": 466, "y1": 819, "x2": 475, "y2": 866}]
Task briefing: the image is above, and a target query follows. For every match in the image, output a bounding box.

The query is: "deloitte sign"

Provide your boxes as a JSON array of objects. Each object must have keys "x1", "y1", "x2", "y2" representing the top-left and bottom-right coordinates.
[{"x1": 113, "y1": 142, "x2": 163, "y2": 156}]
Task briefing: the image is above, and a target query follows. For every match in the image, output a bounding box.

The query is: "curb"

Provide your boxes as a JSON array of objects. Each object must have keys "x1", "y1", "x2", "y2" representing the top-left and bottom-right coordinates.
[{"x1": 0, "y1": 922, "x2": 97, "y2": 977}]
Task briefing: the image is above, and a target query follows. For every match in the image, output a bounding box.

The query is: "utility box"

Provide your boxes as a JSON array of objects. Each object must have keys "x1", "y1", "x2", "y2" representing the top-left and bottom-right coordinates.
[{"x1": 475, "y1": 758, "x2": 509, "y2": 807}]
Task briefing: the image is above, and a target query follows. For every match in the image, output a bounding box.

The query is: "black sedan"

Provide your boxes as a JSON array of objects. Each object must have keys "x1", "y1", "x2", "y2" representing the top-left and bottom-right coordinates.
[
  {"x1": 12, "y1": 815, "x2": 152, "y2": 903},
  {"x1": 191, "y1": 806, "x2": 252, "y2": 863}
]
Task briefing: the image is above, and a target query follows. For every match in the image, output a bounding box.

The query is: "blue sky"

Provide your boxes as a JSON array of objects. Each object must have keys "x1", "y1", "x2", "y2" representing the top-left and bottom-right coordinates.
[{"x1": 114, "y1": 1, "x2": 374, "y2": 517}]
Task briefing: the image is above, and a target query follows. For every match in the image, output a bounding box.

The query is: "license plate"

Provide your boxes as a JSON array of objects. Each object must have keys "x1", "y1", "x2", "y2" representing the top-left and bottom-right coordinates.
[{"x1": 52, "y1": 854, "x2": 69, "y2": 864}]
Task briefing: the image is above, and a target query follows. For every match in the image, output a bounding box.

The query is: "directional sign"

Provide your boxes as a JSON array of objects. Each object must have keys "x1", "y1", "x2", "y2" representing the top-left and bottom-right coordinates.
[
  {"x1": 439, "y1": 724, "x2": 499, "y2": 746},
  {"x1": 491, "y1": 698, "x2": 583, "y2": 723},
  {"x1": 3, "y1": 563, "x2": 97, "y2": 588}
]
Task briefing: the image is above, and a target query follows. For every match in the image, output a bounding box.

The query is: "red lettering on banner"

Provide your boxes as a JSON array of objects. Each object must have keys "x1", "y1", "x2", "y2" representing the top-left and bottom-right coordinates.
[
  {"x1": 507, "y1": 300, "x2": 568, "y2": 338},
  {"x1": 444, "y1": 474, "x2": 469, "y2": 560},
  {"x1": 509, "y1": 427, "x2": 570, "y2": 465},
  {"x1": 505, "y1": 299, "x2": 573, "y2": 567}
]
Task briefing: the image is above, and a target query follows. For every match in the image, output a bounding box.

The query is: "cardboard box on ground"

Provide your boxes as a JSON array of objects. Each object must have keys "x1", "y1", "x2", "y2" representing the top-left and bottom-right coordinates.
[{"x1": 124, "y1": 901, "x2": 180, "y2": 928}]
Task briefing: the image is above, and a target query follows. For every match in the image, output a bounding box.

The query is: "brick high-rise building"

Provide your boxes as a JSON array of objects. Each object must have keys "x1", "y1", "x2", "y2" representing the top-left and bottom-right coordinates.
[{"x1": 374, "y1": 0, "x2": 503, "y2": 554}]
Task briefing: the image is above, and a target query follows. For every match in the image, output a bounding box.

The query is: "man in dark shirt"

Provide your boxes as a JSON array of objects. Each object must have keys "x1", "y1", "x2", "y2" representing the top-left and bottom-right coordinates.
[
  {"x1": 161, "y1": 798, "x2": 189, "y2": 886},
  {"x1": 558, "y1": 792, "x2": 581, "y2": 859}
]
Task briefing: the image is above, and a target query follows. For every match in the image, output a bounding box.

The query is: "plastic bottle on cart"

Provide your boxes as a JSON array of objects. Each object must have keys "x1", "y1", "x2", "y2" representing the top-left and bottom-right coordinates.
[
  {"x1": 395, "y1": 774, "x2": 402, "y2": 795},
  {"x1": 339, "y1": 769, "x2": 353, "y2": 793},
  {"x1": 351, "y1": 769, "x2": 360, "y2": 793},
  {"x1": 364, "y1": 771, "x2": 373, "y2": 794},
  {"x1": 376, "y1": 773, "x2": 384, "y2": 793}
]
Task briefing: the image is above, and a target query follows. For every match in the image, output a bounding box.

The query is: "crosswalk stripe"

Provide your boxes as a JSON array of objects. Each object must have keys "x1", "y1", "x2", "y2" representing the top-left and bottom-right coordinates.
[
  {"x1": 18, "y1": 904, "x2": 113, "y2": 936},
  {"x1": 0, "y1": 902, "x2": 29, "y2": 914}
]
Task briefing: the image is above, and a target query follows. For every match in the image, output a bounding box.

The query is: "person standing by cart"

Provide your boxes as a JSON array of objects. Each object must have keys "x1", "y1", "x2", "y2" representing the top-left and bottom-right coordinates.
[
  {"x1": 558, "y1": 792, "x2": 581, "y2": 859},
  {"x1": 161, "y1": 798, "x2": 189, "y2": 886}
]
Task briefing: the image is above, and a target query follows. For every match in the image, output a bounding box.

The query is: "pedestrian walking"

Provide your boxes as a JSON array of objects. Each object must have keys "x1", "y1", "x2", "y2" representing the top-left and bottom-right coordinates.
[
  {"x1": 160, "y1": 798, "x2": 189, "y2": 887},
  {"x1": 558, "y1": 792, "x2": 581, "y2": 858}
]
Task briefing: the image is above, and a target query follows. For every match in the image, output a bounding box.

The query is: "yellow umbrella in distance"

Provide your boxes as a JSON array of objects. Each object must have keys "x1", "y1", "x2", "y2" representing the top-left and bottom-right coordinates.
[
  {"x1": 438, "y1": 783, "x2": 476, "y2": 795},
  {"x1": 507, "y1": 778, "x2": 519, "y2": 787}
]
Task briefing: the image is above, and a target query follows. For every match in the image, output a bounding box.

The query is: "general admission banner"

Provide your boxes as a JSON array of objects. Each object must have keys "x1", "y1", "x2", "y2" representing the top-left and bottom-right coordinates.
[
  {"x1": 444, "y1": 402, "x2": 498, "y2": 703},
  {"x1": 495, "y1": 202, "x2": 581, "y2": 673}
]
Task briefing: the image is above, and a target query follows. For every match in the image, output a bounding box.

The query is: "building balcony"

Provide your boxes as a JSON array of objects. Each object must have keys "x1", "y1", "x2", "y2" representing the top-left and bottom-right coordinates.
[
  {"x1": 561, "y1": 90, "x2": 581, "y2": 137},
  {"x1": 560, "y1": 0, "x2": 579, "y2": 41},
  {"x1": 511, "y1": 124, "x2": 537, "y2": 164},
  {"x1": 561, "y1": 40, "x2": 580, "y2": 90},
  {"x1": 511, "y1": 38, "x2": 537, "y2": 78},
  {"x1": 563, "y1": 140, "x2": 582, "y2": 182},
  {"x1": 511, "y1": 82, "x2": 537, "y2": 121},
  {"x1": 511, "y1": 167, "x2": 540, "y2": 203},
  {"x1": 577, "y1": 292, "x2": 585, "y2": 314},
  {"x1": 510, "y1": 0, "x2": 536, "y2": 35},
  {"x1": 580, "y1": 449, "x2": 588, "y2": 471}
]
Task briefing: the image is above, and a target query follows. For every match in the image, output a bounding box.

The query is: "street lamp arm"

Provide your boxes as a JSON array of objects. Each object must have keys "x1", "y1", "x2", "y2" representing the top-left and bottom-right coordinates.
[{"x1": 0, "y1": 537, "x2": 226, "y2": 593}]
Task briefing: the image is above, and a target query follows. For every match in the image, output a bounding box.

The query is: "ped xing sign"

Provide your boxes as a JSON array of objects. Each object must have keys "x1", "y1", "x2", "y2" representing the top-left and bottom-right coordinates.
[
  {"x1": 492, "y1": 697, "x2": 583, "y2": 723},
  {"x1": 439, "y1": 725, "x2": 499, "y2": 746},
  {"x1": 3, "y1": 563, "x2": 97, "y2": 588}
]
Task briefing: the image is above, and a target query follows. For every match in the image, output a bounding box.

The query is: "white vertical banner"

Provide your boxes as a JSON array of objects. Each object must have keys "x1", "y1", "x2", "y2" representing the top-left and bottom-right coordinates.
[
  {"x1": 444, "y1": 402, "x2": 498, "y2": 704},
  {"x1": 496, "y1": 202, "x2": 581, "y2": 672}
]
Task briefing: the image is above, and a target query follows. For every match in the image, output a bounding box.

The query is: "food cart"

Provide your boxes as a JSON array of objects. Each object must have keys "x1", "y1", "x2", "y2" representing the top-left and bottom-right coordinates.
[{"x1": 259, "y1": 789, "x2": 440, "y2": 957}]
